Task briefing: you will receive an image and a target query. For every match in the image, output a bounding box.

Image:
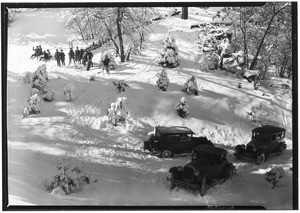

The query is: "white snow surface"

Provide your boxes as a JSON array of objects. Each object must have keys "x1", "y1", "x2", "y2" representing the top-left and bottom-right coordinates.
[{"x1": 6, "y1": 7, "x2": 293, "y2": 209}]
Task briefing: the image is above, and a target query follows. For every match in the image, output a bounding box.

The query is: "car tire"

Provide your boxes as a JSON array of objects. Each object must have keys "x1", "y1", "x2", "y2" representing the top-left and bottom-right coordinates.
[
  {"x1": 162, "y1": 149, "x2": 173, "y2": 158},
  {"x1": 170, "y1": 173, "x2": 175, "y2": 190},
  {"x1": 200, "y1": 177, "x2": 206, "y2": 196},
  {"x1": 256, "y1": 153, "x2": 265, "y2": 165},
  {"x1": 278, "y1": 143, "x2": 284, "y2": 155}
]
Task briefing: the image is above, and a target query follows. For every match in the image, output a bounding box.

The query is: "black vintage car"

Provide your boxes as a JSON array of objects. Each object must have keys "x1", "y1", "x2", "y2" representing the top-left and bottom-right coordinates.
[
  {"x1": 143, "y1": 126, "x2": 213, "y2": 158},
  {"x1": 234, "y1": 125, "x2": 287, "y2": 165},
  {"x1": 167, "y1": 144, "x2": 235, "y2": 196}
]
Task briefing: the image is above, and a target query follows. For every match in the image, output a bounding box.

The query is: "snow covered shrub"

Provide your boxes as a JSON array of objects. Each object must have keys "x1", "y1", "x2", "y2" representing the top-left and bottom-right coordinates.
[
  {"x1": 175, "y1": 97, "x2": 190, "y2": 118},
  {"x1": 199, "y1": 52, "x2": 219, "y2": 71},
  {"x1": 22, "y1": 93, "x2": 41, "y2": 118},
  {"x1": 182, "y1": 75, "x2": 199, "y2": 95},
  {"x1": 248, "y1": 104, "x2": 270, "y2": 126},
  {"x1": 32, "y1": 64, "x2": 49, "y2": 91},
  {"x1": 158, "y1": 32, "x2": 179, "y2": 68},
  {"x1": 43, "y1": 157, "x2": 97, "y2": 194},
  {"x1": 265, "y1": 166, "x2": 285, "y2": 189},
  {"x1": 41, "y1": 88, "x2": 55, "y2": 102},
  {"x1": 23, "y1": 72, "x2": 32, "y2": 84},
  {"x1": 89, "y1": 76, "x2": 95, "y2": 82},
  {"x1": 156, "y1": 69, "x2": 170, "y2": 91},
  {"x1": 64, "y1": 83, "x2": 76, "y2": 102},
  {"x1": 107, "y1": 97, "x2": 129, "y2": 126},
  {"x1": 113, "y1": 80, "x2": 129, "y2": 93}
]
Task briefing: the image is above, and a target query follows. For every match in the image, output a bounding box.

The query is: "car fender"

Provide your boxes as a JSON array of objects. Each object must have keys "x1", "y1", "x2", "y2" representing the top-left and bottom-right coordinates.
[{"x1": 169, "y1": 167, "x2": 178, "y2": 173}]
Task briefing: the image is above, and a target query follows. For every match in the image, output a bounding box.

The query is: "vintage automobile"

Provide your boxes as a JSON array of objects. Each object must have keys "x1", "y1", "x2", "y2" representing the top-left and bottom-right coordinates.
[
  {"x1": 166, "y1": 144, "x2": 235, "y2": 196},
  {"x1": 234, "y1": 125, "x2": 287, "y2": 165},
  {"x1": 143, "y1": 126, "x2": 213, "y2": 158}
]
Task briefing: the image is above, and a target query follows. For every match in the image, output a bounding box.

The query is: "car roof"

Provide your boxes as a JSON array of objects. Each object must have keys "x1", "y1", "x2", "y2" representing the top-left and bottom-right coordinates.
[
  {"x1": 192, "y1": 144, "x2": 227, "y2": 155},
  {"x1": 156, "y1": 126, "x2": 195, "y2": 134},
  {"x1": 252, "y1": 125, "x2": 286, "y2": 134}
]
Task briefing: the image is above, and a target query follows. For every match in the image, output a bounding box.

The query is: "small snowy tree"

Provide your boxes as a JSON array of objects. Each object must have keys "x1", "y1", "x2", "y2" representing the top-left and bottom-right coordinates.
[
  {"x1": 175, "y1": 97, "x2": 190, "y2": 118},
  {"x1": 32, "y1": 64, "x2": 49, "y2": 91},
  {"x1": 248, "y1": 104, "x2": 270, "y2": 126},
  {"x1": 199, "y1": 52, "x2": 220, "y2": 71},
  {"x1": 156, "y1": 69, "x2": 170, "y2": 91},
  {"x1": 22, "y1": 94, "x2": 41, "y2": 118},
  {"x1": 182, "y1": 75, "x2": 199, "y2": 95},
  {"x1": 43, "y1": 157, "x2": 97, "y2": 194},
  {"x1": 107, "y1": 97, "x2": 129, "y2": 126},
  {"x1": 41, "y1": 88, "x2": 55, "y2": 102},
  {"x1": 64, "y1": 84, "x2": 76, "y2": 102},
  {"x1": 158, "y1": 32, "x2": 179, "y2": 68}
]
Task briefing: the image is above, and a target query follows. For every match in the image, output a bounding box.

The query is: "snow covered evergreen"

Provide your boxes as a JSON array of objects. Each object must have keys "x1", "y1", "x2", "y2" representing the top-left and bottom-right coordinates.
[
  {"x1": 107, "y1": 97, "x2": 129, "y2": 126},
  {"x1": 158, "y1": 32, "x2": 179, "y2": 68},
  {"x1": 182, "y1": 75, "x2": 199, "y2": 95},
  {"x1": 175, "y1": 97, "x2": 190, "y2": 118},
  {"x1": 22, "y1": 93, "x2": 41, "y2": 118},
  {"x1": 156, "y1": 69, "x2": 170, "y2": 91}
]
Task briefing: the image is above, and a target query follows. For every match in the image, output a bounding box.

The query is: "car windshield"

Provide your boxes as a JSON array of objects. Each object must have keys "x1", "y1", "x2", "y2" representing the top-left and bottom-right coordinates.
[
  {"x1": 192, "y1": 151, "x2": 219, "y2": 164},
  {"x1": 253, "y1": 132, "x2": 270, "y2": 140}
]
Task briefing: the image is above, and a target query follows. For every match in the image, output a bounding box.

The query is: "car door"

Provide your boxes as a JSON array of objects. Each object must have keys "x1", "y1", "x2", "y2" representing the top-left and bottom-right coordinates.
[
  {"x1": 165, "y1": 134, "x2": 180, "y2": 152},
  {"x1": 179, "y1": 134, "x2": 195, "y2": 153}
]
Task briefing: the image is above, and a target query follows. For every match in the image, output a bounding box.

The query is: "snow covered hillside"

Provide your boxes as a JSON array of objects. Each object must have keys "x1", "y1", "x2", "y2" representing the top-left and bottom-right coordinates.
[{"x1": 6, "y1": 7, "x2": 293, "y2": 209}]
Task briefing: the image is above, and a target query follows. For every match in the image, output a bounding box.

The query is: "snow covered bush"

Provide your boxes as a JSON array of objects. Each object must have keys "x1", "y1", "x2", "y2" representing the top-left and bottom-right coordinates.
[
  {"x1": 175, "y1": 97, "x2": 190, "y2": 118},
  {"x1": 156, "y1": 69, "x2": 170, "y2": 91},
  {"x1": 113, "y1": 80, "x2": 129, "y2": 93},
  {"x1": 265, "y1": 166, "x2": 285, "y2": 189},
  {"x1": 107, "y1": 97, "x2": 129, "y2": 126},
  {"x1": 32, "y1": 64, "x2": 49, "y2": 91},
  {"x1": 64, "y1": 83, "x2": 76, "y2": 102},
  {"x1": 43, "y1": 157, "x2": 97, "y2": 195},
  {"x1": 41, "y1": 88, "x2": 55, "y2": 102},
  {"x1": 199, "y1": 52, "x2": 220, "y2": 71},
  {"x1": 22, "y1": 93, "x2": 41, "y2": 118},
  {"x1": 248, "y1": 104, "x2": 270, "y2": 126},
  {"x1": 182, "y1": 75, "x2": 199, "y2": 95},
  {"x1": 158, "y1": 32, "x2": 179, "y2": 68}
]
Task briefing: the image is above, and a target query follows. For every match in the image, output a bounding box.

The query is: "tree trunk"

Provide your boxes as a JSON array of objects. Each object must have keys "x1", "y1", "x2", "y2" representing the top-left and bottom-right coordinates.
[
  {"x1": 103, "y1": 21, "x2": 119, "y2": 54},
  {"x1": 117, "y1": 8, "x2": 125, "y2": 62},
  {"x1": 140, "y1": 32, "x2": 144, "y2": 50},
  {"x1": 181, "y1": 7, "x2": 188, "y2": 20},
  {"x1": 250, "y1": 3, "x2": 289, "y2": 70}
]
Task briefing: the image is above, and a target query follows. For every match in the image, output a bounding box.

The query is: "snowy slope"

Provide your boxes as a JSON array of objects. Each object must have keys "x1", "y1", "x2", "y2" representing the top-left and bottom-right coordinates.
[{"x1": 6, "y1": 7, "x2": 293, "y2": 209}]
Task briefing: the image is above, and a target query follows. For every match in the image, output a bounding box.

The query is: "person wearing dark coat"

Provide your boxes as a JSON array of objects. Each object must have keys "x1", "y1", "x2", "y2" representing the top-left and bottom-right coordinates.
[
  {"x1": 31, "y1": 46, "x2": 40, "y2": 59},
  {"x1": 54, "y1": 49, "x2": 61, "y2": 67},
  {"x1": 75, "y1": 47, "x2": 80, "y2": 63},
  {"x1": 82, "y1": 51, "x2": 88, "y2": 66},
  {"x1": 39, "y1": 51, "x2": 50, "y2": 61},
  {"x1": 47, "y1": 49, "x2": 52, "y2": 59},
  {"x1": 103, "y1": 55, "x2": 111, "y2": 74},
  {"x1": 68, "y1": 47, "x2": 75, "y2": 65},
  {"x1": 60, "y1": 49, "x2": 65, "y2": 66},
  {"x1": 38, "y1": 45, "x2": 43, "y2": 55},
  {"x1": 86, "y1": 50, "x2": 93, "y2": 71},
  {"x1": 79, "y1": 48, "x2": 84, "y2": 64}
]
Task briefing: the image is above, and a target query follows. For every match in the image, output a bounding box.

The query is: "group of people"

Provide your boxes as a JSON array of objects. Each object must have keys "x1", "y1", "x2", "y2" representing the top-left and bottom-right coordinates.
[
  {"x1": 30, "y1": 45, "x2": 52, "y2": 61},
  {"x1": 30, "y1": 44, "x2": 112, "y2": 73},
  {"x1": 54, "y1": 47, "x2": 94, "y2": 70}
]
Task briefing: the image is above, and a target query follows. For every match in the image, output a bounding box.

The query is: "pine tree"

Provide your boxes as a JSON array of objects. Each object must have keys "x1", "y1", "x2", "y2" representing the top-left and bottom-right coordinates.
[
  {"x1": 175, "y1": 97, "x2": 190, "y2": 118},
  {"x1": 156, "y1": 69, "x2": 170, "y2": 91},
  {"x1": 158, "y1": 32, "x2": 179, "y2": 68}
]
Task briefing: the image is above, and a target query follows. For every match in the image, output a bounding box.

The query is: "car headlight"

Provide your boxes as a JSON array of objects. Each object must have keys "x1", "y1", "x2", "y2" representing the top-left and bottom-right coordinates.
[
  {"x1": 194, "y1": 170, "x2": 200, "y2": 176},
  {"x1": 177, "y1": 166, "x2": 182, "y2": 172}
]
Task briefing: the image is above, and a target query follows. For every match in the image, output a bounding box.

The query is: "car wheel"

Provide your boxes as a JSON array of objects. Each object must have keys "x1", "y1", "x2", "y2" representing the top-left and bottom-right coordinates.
[
  {"x1": 162, "y1": 149, "x2": 173, "y2": 158},
  {"x1": 278, "y1": 144, "x2": 284, "y2": 155},
  {"x1": 200, "y1": 177, "x2": 206, "y2": 196},
  {"x1": 170, "y1": 173, "x2": 175, "y2": 190},
  {"x1": 256, "y1": 153, "x2": 265, "y2": 165}
]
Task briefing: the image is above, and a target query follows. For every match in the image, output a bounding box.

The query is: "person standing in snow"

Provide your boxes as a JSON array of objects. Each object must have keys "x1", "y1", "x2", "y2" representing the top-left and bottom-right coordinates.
[
  {"x1": 79, "y1": 48, "x2": 84, "y2": 64},
  {"x1": 103, "y1": 54, "x2": 111, "y2": 74},
  {"x1": 54, "y1": 49, "x2": 61, "y2": 67},
  {"x1": 86, "y1": 50, "x2": 93, "y2": 71},
  {"x1": 82, "y1": 50, "x2": 88, "y2": 66},
  {"x1": 75, "y1": 47, "x2": 80, "y2": 64},
  {"x1": 46, "y1": 49, "x2": 52, "y2": 60},
  {"x1": 68, "y1": 47, "x2": 75, "y2": 66},
  {"x1": 60, "y1": 49, "x2": 65, "y2": 66}
]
